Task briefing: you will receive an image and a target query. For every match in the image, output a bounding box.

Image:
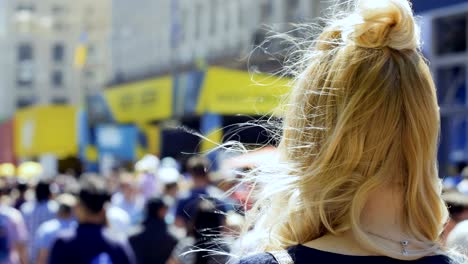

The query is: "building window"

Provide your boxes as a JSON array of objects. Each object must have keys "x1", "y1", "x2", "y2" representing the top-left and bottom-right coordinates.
[
  {"x1": 434, "y1": 13, "x2": 467, "y2": 56},
  {"x1": 261, "y1": 0, "x2": 273, "y2": 21},
  {"x1": 86, "y1": 44, "x2": 96, "y2": 62},
  {"x1": 85, "y1": 6, "x2": 95, "y2": 16},
  {"x1": 436, "y1": 65, "x2": 466, "y2": 106},
  {"x1": 224, "y1": 6, "x2": 230, "y2": 32},
  {"x1": 16, "y1": 4, "x2": 35, "y2": 12},
  {"x1": 210, "y1": 0, "x2": 217, "y2": 35},
  {"x1": 88, "y1": 44, "x2": 95, "y2": 56},
  {"x1": 253, "y1": 29, "x2": 267, "y2": 46},
  {"x1": 287, "y1": 0, "x2": 301, "y2": 22},
  {"x1": 51, "y1": 97, "x2": 68, "y2": 105},
  {"x1": 195, "y1": 4, "x2": 203, "y2": 40},
  {"x1": 16, "y1": 62, "x2": 34, "y2": 86},
  {"x1": 17, "y1": 44, "x2": 34, "y2": 86},
  {"x1": 84, "y1": 70, "x2": 95, "y2": 81},
  {"x1": 238, "y1": 3, "x2": 244, "y2": 28},
  {"x1": 53, "y1": 21, "x2": 68, "y2": 32},
  {"x1": 51, "y1": 71, "x2": 64, "y2": 87},
  {"x1": 52, "y1": 43, "x2": 65, "y2": 62},
  {"x1": 16, "y1": 97, "x2": 36, "y2": 108},
  {"x1": 179, "y1": 9, "x2": 187, "y2": 43},
  {"x1": 18, "y1": 43, "x2": 33, "y2": 62},
  {"x1": 51, "y1": 5, "x2": 66, "y2": 15}
]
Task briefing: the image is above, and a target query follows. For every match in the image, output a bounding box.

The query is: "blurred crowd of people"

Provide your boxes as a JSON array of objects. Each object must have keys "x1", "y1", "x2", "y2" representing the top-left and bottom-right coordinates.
[
  {"x1": 0, "y1": 155, "x2": 250, "y2": 264},
  {"x1": 441, "y1": 164, "x2": 468, "y2": 252},
  {"x1": 3, "y1": 153, "x2": 468, "y2": 264}
]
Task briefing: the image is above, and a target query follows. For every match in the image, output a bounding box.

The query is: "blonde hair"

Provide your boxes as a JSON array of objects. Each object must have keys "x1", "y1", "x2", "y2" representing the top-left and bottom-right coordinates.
[{"x1": 241, "y1": 0, "x2": 449, "y2": 260}]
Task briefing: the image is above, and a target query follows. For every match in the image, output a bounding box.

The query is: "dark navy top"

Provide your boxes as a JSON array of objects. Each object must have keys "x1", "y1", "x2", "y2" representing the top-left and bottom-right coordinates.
[
  {"x1": 175, "y1": 186, "x2": 227, "y2": 223},
  {"x1": 49, "y1": 223, "x2": 135, "y2": 264},
  {"x1": 238, "y1": 245, "x2": 452, "y2": 264}
]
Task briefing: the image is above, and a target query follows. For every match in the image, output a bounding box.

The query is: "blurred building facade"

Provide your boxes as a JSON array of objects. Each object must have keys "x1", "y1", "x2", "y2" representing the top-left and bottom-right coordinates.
[
  {"x1": 0, "y1": 0, "x2": 13, "y2": 120},
  {"x1": 110, "y1": 0, "x2": 330, "y2": 83},
  {"x1": 413, "y1": 0, "x2": 468, "y2": 175},
  {"x1": 95, "y1": 0, "x2": 334, "y2": 173},
  {"x1": 0, "y1": 0, "x2": 111, "y2": 120}
]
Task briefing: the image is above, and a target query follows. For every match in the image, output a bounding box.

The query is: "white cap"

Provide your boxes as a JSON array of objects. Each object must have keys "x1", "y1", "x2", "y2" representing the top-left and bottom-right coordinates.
[
  {"x1": 160, "y1": 157, "x2": 178, "y2": 169},
  {"x1": 158, "y1": 167, "x2": 180, "y2": 184},
  {"x1": 135, "y1": 154, "x2": 160, "y2": 173}
]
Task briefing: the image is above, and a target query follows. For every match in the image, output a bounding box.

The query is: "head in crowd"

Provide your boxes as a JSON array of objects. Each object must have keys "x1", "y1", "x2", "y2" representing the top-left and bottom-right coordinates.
[
  {"x1": 164, "y1": 182, "x2": 178, "y2": 198},
  {"x1": 0, "y1": 179, "x2": 9, "y2": 196},
  {"x1": 143, "y1": 197, "x2": 168, "y2": 223},
  {"x1": 16, "y1": 180, "x2": 28, "y2": 195},
  {"x1": 35, "y1": 180, "x2": 52, "y2": 203},
  {"x1": 56, "y1": 193, "x2": 77, "y2": 220},
  {"x1": 191, "y1": 198, "x2": 226, "y2": 264},
  {"x1": 446, "y1": 220, "x2": 468, "y2": 255},
  {"x1": 448, "y1": 201, "x2": 468, "y2": 223},
  {"x1": 454, "y1": 162, "x2": 468, "y2": 176},
  {"x1": 119, "y1": 173, "x2": 138, "y2": 201},
  {"x1": 0, "y1": 180, "x2": 12, "y2": 205},
  {"x1": 187, "y1": 156, "x2": 211, "y2": 187},
  {"x1": 440, "y1": 191, "x2": 468, "y2": 243},
  {"x1": 75, "y1": 175, "x2": 111, "y2": 224},
  {"x1": 241, "y1": 0, "x2": 448, "y2": 260}
]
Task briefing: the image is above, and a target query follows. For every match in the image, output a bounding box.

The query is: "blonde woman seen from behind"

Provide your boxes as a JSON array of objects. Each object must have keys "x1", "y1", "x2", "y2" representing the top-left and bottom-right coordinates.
[{"x1": 237, "y1": 0, "x2": 462, "y2": 263}]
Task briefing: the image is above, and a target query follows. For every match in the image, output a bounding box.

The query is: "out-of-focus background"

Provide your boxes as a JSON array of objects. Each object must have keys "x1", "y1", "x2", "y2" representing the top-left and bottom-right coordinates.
[
  {"x1": 0, "y1": 0, "x2": 326, "y2": 176},
  {"x1": 0, "y1": 0, "x2": 464, "y2": 177}
]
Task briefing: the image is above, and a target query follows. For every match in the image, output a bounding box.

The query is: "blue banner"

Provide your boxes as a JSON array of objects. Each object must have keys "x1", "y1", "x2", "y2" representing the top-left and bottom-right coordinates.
[
  {"x1": 173, "y1": 71, "x2": 205, "y2": 116},
  {"x1": 413, "y1": 0, "x2": 467, "y2": 13},
  {"x1": 96, "y1": 125, "x2": 138, "y2": 162}
]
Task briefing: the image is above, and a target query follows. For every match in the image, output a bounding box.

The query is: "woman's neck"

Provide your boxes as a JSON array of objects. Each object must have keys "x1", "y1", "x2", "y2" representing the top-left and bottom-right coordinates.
[
  {"x1": 361, "y1": 183, "x2": 406, "y2": 238},
  {"x1": 304, "y1": 184, "x2": 409, "y2": 256}
]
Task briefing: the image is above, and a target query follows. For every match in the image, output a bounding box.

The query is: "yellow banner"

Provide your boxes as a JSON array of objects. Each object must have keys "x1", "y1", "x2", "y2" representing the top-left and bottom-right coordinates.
[
  {"x1": 74, "y1": 45, "x2": 87, "y2": 69},
  {"x1": 105, "y1": 77, "x2": 173, "y2": 123},
  {"x1": 146, "y1": 125, "x2": 161, "y2": 156},
  {"x1": 14, "y1": 106, "x2": 78, "y2": 158},
  {"x1": 201, "y1": 129, "x2": 223, "y2": 153},
  {"x1": 196, "y1": 68, "x2": 291, "y2": 115},
  {"x1": 138, "y1": 124, "x2": 161, "y2": 156}
]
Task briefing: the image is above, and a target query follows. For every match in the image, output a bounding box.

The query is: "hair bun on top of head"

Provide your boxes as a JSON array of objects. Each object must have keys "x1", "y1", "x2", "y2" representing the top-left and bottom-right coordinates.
[{"x1": 338, "y1": 0, "x2": 420, "y2": 51}]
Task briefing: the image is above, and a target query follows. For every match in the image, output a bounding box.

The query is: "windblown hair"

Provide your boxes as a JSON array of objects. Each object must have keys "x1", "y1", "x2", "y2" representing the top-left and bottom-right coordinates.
[{"x1": 240, "y1": 0, "x2": 449, "y2": 260}]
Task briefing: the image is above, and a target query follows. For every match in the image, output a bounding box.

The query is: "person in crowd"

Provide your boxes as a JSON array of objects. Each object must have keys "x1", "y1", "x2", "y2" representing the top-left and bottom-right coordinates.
[
  {"x1": 107, "y1": 167, "x2": 122, "y2": 194},
  {"x1": 34, "y1": 193, "x2": 77, "y2": 264},
  {"x1": 54, "y1": 174, "x2": 79, "y2": 194},
  {"x1": 0, "y1": 181, "x2": 10, "y2": 207},
  {"x1": 49, "y1": 175, "x2": 135, "y2": 264},
  {"x1": 440, "y1": 191, "x2": 468, "y2": 244},
  {"x1": 135, "y1": 155, "x2": 160, "y2": 200},
  {"x1": 442, "y1": 162, "x2": 467, "y2": 190},
  {"x1": 168, "y1": 198, "x2": 228, "y2": 264},
  {"x1": 159, "y1": 166, "x2": 181, "y2": 225},
  {"x1": 174, "y1": 156, "x2": 225, "y2": 229},
  {"x1": 111, "y1": 174, "x2": 145, "y2": 226},
  {"x1": 446, "y1": 220, "x2": 468, "y2": 256},
  {"x1": 129, "y1": 197, "x2": 177, "y2": 264},
  {"x1": 13, "y1": 181, "x2": 28, "y2": 211},
  {"x1": 442, "y1": 189, "x2": 468, "y2": 254},
  {"x1": 0, "y1": 186, "x2": 28, "y2": 264},
  {"x1": 164, "y1": 182, "x2": 179, "y2": 206},
  {"x1": 237, "y1": 0, "x2": 457, "y2": 263},
  {"x1": 20, "y1": 181, "x2": 57, "y2": 262},
  {"x1": 106, "y1": 205, "x2": 131, "y2": 236}
]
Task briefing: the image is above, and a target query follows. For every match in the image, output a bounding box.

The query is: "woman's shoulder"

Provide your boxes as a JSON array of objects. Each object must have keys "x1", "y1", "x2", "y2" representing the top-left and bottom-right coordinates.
[
  {"x1": 235, "y1": 245, "x2": 457, "y2": 264},
  {"x1": 420, "y1": 255, "x2": 459, "y2": 264},
  {"x1": 428, "y1": 254, "x2": 465, "y2": 264},
  {"x1": 237, "y1": 252, "x2": 278, "y2": 264}
]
